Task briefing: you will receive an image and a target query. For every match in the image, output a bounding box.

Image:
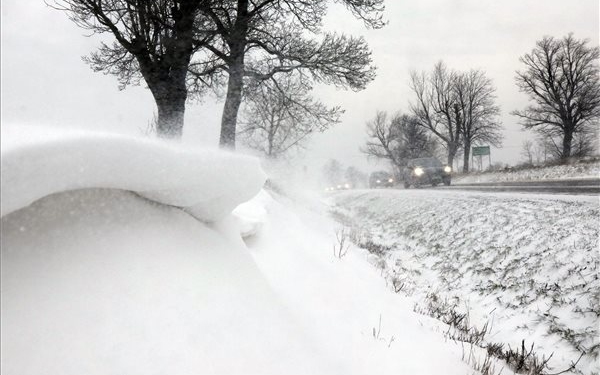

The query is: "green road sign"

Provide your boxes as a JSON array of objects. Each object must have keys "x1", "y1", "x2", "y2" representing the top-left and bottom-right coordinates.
[{"x1": 472, "y1": 146, "x2": 490, "y2": 156}]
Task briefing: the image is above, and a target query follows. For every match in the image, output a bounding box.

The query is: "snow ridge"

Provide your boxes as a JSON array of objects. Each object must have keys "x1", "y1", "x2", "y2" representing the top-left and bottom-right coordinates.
[{"x1": 1, "y1": 126, "x2": 266, "y2": 221}]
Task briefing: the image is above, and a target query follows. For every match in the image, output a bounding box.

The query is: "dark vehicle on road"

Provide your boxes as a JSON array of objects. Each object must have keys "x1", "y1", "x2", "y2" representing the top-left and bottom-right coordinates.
[
  {"x1": 369, "y1": 171, "x2": 395, "y2": 188},
  {"x1": 403, "y1": 157, "x2": 451, "y2": 188}
]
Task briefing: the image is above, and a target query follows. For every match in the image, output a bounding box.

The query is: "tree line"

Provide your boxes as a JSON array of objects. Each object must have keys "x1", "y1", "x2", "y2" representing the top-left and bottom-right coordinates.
[
  {"x1": 364, "y1": 33, "x2": 599, "y2": 172},
  {"x1": 52, "y1": 3, "x2": 598, "y2": 167}
]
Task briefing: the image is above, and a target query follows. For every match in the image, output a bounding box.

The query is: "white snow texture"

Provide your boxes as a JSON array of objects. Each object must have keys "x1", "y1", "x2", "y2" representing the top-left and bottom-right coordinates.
[
  {"x1": 2, "y1": 126, "x2": 484, "y2": 375},
  {"x1": 1, "y1": 126, "x2": 266, "y2": 221},
  {"x1": 1, "y1": 126, "x2": 330, "y2": 374}
]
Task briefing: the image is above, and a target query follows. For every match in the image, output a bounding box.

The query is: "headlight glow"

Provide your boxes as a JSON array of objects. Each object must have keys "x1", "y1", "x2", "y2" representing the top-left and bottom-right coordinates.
[
  {"x1": 388, "y1": 178, "x2": 394, "y2": 183},
  {"x1": 444, "y1": 166, "x2": 452, "y2": 173},
  {"x1": 376, "y1": 179, "x2": 381, "y2": 183},
  {"x1": 344, "y1": 183, "x2": 350, "y2": 189},
  {"x1": 414, "y1": 167, "x2": 424, "y2": 176}
]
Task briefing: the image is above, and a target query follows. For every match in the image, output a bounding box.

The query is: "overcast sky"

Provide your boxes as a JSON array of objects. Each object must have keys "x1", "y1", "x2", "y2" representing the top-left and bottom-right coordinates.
[{"x1": 2, "y1": 0, "x2": 599, "y2": 173}]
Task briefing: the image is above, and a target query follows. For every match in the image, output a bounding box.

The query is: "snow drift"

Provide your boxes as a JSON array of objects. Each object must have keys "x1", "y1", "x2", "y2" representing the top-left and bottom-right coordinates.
[
  {"x1": 1, "y1": 188, "x2": 327, "y2": 375},
  {"x1": 1, "y1": 125, "x2": 483, "y2": 374},
  {"x1": 1, "y1": 126, "x2": 266, "y2": 221},
  {"x1": 0, "y1": 126, "x2": 327, "y2": 374}
]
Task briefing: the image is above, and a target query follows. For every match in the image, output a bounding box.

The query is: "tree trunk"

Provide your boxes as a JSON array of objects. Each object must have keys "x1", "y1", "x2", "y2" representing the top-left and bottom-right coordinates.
[
  {"x1": 267, "y1": 125, "x2": 275, "y2": 157},
  {"x1": 134, "y1": 2, "x2": 196, "y2": 139},
  {"x1": 220, "y1": 67, "x2": 244, "y2": 148},
  {"x1": 447, "y1": 143, "x2": 458, "y2": 167},
  {"x1": 462, "y1": 140, "x2": 471, "y2": 172},
  {"x1": 562, "y1": 129, "x2": 573, "y2": 160},
  {"x1": 219, "y1": 1, "x2": 250, "y2": 149},
  {"x1": 148, "y1": 79, "x2": 187, "y2": 139},
  {"x1": 155, "y1": 96, "x2": 186, "y2": 138}
]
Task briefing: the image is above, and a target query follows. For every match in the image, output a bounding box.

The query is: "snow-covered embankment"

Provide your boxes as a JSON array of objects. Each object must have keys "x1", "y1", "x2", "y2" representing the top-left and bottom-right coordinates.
[
  {"x1": 1, "y1": 126, "x2": 485, "y2": 375},
  {"x1": 1, "y1": 126, "x2": 265, "y2": 221},
  {"x1": 0, "y1": 126, "x2": 324, "y2": 374}
]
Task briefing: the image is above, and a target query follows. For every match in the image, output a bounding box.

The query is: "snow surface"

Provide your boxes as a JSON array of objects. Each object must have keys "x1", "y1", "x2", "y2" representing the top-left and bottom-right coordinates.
[
  {"x1": 236, "y1": 190, "x2": 485, "y2": 375},
  {"x1": 454, "y1": 160, "x2": 600, "y2": 184},
  {"x1": 1, "y1": 188, "x2": 328, "y2": 375},
  {"x1": 329, "y1": 189, "x2": 600, "y2": 374},
  {"x1": 1, "y1": 126, "x2": 483, "y2": 374},
  {"x1": 1, "y1": 126, "x2": 266, "y2": 221}
]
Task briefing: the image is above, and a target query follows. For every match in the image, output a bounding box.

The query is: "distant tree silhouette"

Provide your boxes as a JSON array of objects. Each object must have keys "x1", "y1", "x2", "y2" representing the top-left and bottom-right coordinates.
[
  {"x1": 513, "y1": 34, "x2": 600, "y2": 160},
  {"x1": 362, "y1": 111, "x2": 437, "y2": 172},
  {"x1": 238, "y1": 75, "x2": 342, "y2": 159}
]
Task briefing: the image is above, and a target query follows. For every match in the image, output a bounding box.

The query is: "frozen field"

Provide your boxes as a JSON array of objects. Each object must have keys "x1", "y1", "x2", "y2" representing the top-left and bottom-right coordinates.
[{"x1": 329, "y1": 189, "x2": 600, "y2": 374}]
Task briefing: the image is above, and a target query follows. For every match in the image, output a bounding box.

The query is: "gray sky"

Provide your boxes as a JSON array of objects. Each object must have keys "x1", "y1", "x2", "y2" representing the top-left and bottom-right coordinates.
[{"x1": 2, "y1": 0, "x2": 599, "y2": 173}]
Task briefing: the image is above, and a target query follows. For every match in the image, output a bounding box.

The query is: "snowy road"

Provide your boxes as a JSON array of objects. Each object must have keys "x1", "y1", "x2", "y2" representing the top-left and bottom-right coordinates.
[{"x1": 328, "y1": 188, "x2": 599, "y2": 374}]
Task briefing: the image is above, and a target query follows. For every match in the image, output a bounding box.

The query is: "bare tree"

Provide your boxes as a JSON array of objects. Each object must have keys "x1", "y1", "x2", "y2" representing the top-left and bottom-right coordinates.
[
  {"x1": 409, "y1": 62, "x2": 462, "y2": 166},
  {"x1": 521, "y1": 140, "x2": 535, "y2": 164},
  {"x1": 238, "y1": 75, "x2": 342, "y2": 159},
  {"x1": 362, "y1": 111, "x2": 401, "y2": 167},
  {"x1": 53, "y1": 0, "x2": 383, "y2": 144},
  {"x1": 453, "y1": 69, "x2": 502, "y2": 172},
  {"x1": 52, "y1": 0, "x2": 213, "y2": 138},
  {"x1": 362, "y1": 111, "x2": 437, "y2": 171},
  {"x1": 513, "y1": 34, "x2": 600, "y2": 160},
  {"x1": 189, "y1": 0, "x2": 384, "y2": 148}
]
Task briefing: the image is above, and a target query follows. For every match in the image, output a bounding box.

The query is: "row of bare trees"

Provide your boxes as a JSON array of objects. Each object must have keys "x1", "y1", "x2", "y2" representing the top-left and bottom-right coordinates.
[
  {"x1": 409, "y1": 62, "x2": 502, "y2": 171},
  {"x1": 53, "y1": 0, "x2": 385, "y2": 148},
  {"x1": 364, "y1": 61, "x2": 502, "y2": 172},
  {"x1": 365, "y1": 34, "x2": 599, "y2": 171}
]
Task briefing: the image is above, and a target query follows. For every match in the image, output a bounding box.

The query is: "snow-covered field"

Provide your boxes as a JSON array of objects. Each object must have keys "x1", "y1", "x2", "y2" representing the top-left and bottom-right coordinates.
[
  {"x1": 453, "y1": 160, "x2": 600, "y2": 184},
  {"x1": 2, "y1": 126, "x2": 486, "y2": 374},
  {"x1": 329, "y1": 189, "x2": 600, "y2": 374}
]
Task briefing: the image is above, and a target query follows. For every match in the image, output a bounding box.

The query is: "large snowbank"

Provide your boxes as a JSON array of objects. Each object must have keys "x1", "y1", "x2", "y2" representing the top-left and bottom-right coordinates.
[
  {"x1": 1, "y1": 126, "x2": 266, "y2": 221},
  {"x1": 330, "y1": 189, "x2": 599, "y2": 374},
  {"x1": 1, "y1": 125, "x2": 512, "y2": 374},
  {"x1": 1, "y1": 188, "x2": 326, "y2": 375},
  {"x1": 2, "y1": 184, "x2": 479, "y2": 375},
  {"x1": 2, "y1": 126, "x2": 336, "y2": 374},
  {"x1": 0, "y1": 124, "x2": 476, "y2": 374}
]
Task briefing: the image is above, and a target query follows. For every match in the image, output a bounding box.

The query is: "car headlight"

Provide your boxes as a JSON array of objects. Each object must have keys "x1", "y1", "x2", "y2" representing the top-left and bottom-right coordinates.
[
  {"x1": 414, "y1": 167, "x2": 424, "y2": 176},
  {"x1": 344, "y1": 183, "x2": 350, "y2": 189},
  {"x1": 376, "y1": 179, "x2": 381, "y2": 183},
  {"x1": 388, "y1": 178, "x2": 394, "y2": 183},
  {"x1": 444, "y1": 166, "x2": 452, "y2": 173}
]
